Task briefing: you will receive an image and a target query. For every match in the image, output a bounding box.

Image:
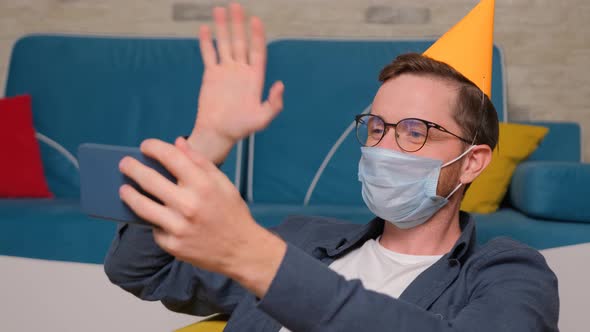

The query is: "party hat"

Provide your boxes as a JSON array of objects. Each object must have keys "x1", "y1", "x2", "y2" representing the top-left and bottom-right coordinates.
[{"x1": 423, "y1": 0, "x2": 495, "y2": 96}]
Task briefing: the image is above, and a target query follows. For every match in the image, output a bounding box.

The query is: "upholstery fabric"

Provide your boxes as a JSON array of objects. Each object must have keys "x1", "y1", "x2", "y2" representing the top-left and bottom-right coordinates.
[
  {"x1": 475, "y1": 208, "x2": 590, "y2": 250},
  {"x1": 0, "y1": 199, "x2": 115, "y2": 263},
  {"x1": 5, "y1": 35, "x2": 240, "y2": 197},
  {"x1": 0, "y1": 94, "x2": 51, "y2": 198},
  {"x1": 461, "y1": 122, "x2": 548, "y2": 213},
  {"x1": 510, "y1": 161, "x2": 590, "y2": 223}
]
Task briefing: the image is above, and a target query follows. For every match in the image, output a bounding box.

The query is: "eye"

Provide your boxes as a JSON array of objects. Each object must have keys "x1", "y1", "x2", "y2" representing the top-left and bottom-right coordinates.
[
  {"x1": 366, "y1": 118, "x2": 384, "y2": 134},
  {"x1": 369, "y1": 127, "x2": 384, "y2": 135},
  {"x1": 409, "y1": 130, "x2": 425, "y2": 139}
]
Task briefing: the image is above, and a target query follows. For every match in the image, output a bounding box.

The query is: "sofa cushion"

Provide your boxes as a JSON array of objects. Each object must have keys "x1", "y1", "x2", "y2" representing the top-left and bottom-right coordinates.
[
  {"x1": 0, "y1": 199, "x2": 116, "y2": 263},
  {"x1": 461, "y1": 122, "x2": 548, "y2": 213},
  {"x1": 0, "y1": 95, "x2": 52, "y2": 198},
  {"x1": 474, "y1": 208, "x2": 590, "y2": 250},
  {"x1": 509, "y1": 161, "x2": 590, "y2": 223}
]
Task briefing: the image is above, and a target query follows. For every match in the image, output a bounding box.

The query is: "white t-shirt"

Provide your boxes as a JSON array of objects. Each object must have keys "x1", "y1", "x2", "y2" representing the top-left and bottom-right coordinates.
[{"x1": 279, "y1": 238, "x2": 442, "y2": 332}]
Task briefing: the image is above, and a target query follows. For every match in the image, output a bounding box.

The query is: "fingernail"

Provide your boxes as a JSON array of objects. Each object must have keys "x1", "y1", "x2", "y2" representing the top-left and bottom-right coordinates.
[{"x1": 119, "y1": 157, "x2": 127, "y2": 171}]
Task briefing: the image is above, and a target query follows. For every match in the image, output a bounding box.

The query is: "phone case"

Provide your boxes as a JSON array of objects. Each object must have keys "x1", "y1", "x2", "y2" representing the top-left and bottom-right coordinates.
[{"x1": 78, "y1": 143, "x2": 176, "y2": 225}]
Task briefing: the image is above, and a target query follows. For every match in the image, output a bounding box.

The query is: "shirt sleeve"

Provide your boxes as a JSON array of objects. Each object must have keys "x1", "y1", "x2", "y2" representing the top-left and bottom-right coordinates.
[
  {"x1": 257, "y1": 243, "x2": 559, "y2": 332},
  {"x1": 103, "y1": 223, "x2": 246, "y2": 316}
]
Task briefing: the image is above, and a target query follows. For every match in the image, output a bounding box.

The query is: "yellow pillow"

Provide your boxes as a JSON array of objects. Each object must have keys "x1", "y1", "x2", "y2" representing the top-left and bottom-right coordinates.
[
  {"x1": 461, "y1": 122, "x2": 548, "y2": 213},
  {"x1": 175, "y1": 316, "x2": 227, "y2": 332}
]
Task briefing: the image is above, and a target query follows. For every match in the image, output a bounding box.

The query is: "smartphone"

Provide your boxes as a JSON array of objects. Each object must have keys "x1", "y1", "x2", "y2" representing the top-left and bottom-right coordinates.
[{"x1": 78, "y1": 143, "x2": 176, "y2": 225}]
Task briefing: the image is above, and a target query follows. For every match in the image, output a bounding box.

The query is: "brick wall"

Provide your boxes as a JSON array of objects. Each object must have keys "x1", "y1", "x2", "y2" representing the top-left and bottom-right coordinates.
[{"x1": 1, "y1": 0, "x2": 588, "y2": 159}]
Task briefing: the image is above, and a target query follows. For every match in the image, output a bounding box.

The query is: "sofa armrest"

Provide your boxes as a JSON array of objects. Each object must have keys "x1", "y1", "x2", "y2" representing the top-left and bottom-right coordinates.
[{"x1": 509, "y1": 162, "x2": 590, "y2": 223}]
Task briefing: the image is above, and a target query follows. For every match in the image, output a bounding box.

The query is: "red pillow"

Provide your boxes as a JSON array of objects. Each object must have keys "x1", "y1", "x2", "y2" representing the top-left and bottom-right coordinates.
[{"x1": 0, "y1": 95, "x2": 52, "y2": 198}]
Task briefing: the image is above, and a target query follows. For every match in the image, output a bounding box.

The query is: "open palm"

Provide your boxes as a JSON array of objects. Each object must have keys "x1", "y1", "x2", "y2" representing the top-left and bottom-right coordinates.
[{"x1": 193, "y1": 4, "x2": 283, "y2": 146}]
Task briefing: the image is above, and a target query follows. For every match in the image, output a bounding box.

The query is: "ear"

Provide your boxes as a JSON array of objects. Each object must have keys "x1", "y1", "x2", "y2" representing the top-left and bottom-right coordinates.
[{"x1": 459, "y1": 144, "x2": 493, "y2": 185}]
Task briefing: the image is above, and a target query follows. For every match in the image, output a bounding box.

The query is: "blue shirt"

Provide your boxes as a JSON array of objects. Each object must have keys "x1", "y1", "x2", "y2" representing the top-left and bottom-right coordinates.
[{"x1": 104, "y1": 212, "x2": 559, "y2": 331}]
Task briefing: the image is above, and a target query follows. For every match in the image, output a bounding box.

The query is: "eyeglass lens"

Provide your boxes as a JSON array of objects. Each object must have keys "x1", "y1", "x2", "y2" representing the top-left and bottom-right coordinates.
[{"x1": 356, "y1": 115, "x2": 428, "y2": 152}]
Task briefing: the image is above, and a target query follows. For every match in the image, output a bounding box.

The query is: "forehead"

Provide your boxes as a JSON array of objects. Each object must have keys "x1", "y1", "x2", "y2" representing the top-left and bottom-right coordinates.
[{"x1": 371, "y1": 74, "x2": 460, "y2": 130}]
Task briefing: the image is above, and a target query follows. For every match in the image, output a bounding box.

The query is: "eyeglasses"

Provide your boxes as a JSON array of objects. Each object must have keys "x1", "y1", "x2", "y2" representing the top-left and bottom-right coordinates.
[{"x1": 354, "y1": 114, "x2": 471, "y2": 152}]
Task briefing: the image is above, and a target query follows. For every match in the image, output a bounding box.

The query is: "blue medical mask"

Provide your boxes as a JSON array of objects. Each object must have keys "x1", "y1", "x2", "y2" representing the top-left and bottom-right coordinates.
[{"x1": 358, "y1": 146, "x2": 474, "y2": 229}]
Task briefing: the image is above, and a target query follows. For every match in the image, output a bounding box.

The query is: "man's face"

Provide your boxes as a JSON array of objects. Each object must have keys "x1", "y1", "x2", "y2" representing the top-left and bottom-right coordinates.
[{"x1": 370, "y1": 74, "x2": 467, "y2": 197}]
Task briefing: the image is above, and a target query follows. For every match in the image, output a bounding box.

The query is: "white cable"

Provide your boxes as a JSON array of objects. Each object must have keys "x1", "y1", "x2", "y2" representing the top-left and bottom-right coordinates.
[
  {"x1": 303, "y1": 104, "x2": 371, "y2": 206},
  {"x1": 35, "y1": 132, "x2": 79, "y2": 169}
]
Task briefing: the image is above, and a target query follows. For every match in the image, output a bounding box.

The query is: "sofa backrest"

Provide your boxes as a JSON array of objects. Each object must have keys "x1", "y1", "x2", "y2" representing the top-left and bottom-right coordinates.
[
  {"x1": 5, "y1": 35, "x2": 242, "y2": 198},
  {"x1": 523, "y1": 121, "x2": 582, "y2": 162},
  {"x1": 248, "y1": 39, "x2": 507, "y2": 205},
  {"x1": 5, "y1": 36, "x2": 578, "y2": 202}
]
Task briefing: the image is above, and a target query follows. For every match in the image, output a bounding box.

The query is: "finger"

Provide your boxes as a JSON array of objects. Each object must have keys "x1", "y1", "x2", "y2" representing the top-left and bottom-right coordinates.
[
  {"x1": 249, "y1": 16, "x2": 267, "y2": 71},
  {"x1": 175, "y1": 137, "x2": 219, "y2": 174},
  {"x1": 213, "y1": 7, "x2": 232, "y2": 63},
  {"x1": 119, "y1": 184, "x2": 184, "y2": 234},
  {"x1": 140, "y1": 139, "x2": 207, "y2": 187},
  {"x1": 119, "y1": 157, "x2": 180, "y2": 205},
  {"x1": 259, "y1": 81, "x2": 284, "y2": 124},
  {"x1": 152, "y1": 227, "x2": 176, "y2": 255},
  {"x1": 230, "y1": 3, "x2": 247, "y2": 63},
  {"x1": 267, "y1": 81, "x2": 285, "y2": 113},
  {"x1": 199, "y1": 25, "x2": 217, "y2": 67}
]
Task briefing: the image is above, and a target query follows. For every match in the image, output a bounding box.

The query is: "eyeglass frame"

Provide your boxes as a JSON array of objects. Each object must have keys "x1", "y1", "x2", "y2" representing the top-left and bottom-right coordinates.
[{"x1": 354, "y1": 114, "x2": 472, "y2": 152}]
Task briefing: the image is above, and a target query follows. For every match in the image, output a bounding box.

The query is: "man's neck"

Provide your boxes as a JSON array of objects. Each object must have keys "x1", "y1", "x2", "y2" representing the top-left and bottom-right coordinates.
[{"x1": 378, "y1": 199, "x2": 462, "y2": 256}]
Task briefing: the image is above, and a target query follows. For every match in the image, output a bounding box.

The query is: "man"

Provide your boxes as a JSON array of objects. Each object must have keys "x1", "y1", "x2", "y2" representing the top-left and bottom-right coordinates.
[{"x1": 105, "y1": 1, "x2": 559, "y2": 331}]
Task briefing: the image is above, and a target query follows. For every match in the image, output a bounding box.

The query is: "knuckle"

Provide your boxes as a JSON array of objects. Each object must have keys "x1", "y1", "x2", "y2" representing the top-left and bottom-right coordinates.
[
  {"x1": 179, "y1": 200, "x2": 198, "y2": 218},
  {"x1": 165, "y1": 237, "x2": 180, "y2": 255},
  {"x1": 134, "y1": 202, "x2": 152, "y2": 220},
  {"x1": 133, "y1": 164, "x2": 150, "y2": 184},
  {"x1": 161, "y1": 146, "x2": 176, "y2": 161},
  {"x1": 176, "y1": 222, "x2": 193, "y2": 238},
  {"x1": 153, "y1": 231, "x2": 166, "y2": 248},
  {"x1": 173, "y1": 154, "x2": 190, "y2": 171},
  {"x1": 199, "y1": 181, "x2": 214, "y2": 196}
]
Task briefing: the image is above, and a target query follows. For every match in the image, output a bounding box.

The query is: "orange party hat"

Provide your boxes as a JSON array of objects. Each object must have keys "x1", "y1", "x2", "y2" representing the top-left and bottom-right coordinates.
[{"x1": 423, "y1": 0, "x2": 495, "y2": 96}]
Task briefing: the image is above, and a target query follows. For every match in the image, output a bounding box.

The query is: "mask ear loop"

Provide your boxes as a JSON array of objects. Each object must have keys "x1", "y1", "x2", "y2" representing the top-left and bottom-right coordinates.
[
  {"x1": 442, "y1": 145, "x2": 477, "y2": 167},
  {"x1": 469, "y1": 77, "x2": 486, "y2": 146},
  {"x1": 445, "y1": 182, "x2": 464, "y2": 200}
]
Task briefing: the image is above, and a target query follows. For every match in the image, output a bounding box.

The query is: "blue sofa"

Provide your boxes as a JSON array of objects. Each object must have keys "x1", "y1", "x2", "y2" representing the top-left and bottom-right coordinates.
[{"x1": 2, "y1": 35, "x2": 589, "y2": 265}]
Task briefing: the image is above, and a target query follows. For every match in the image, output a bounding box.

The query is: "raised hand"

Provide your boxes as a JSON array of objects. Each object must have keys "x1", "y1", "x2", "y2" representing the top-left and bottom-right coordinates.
[
  {"x1": 188, "y1": 3, "x2": 284, "y2": 165},
  {"x1": 118, "y1": 3, "x2": 287, "y2": 298}
]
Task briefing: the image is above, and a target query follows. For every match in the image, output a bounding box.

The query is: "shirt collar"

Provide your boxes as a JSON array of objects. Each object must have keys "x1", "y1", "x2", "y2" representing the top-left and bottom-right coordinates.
[{"x1": 318, "y1": 212, "x2": 476, "y2": 261}]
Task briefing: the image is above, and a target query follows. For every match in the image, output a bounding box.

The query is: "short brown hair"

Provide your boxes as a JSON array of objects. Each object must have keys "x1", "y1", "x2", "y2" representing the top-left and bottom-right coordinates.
[{"x1": 378, "y1": 53, "x2": 499, "y2": 151}]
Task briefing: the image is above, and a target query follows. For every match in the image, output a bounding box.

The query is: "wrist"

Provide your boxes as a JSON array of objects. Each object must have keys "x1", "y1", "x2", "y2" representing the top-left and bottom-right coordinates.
[
  {"x1": 187, "y1": 128, "x2": 235, "y2": 165},
  {"x1": 226, "y1": 222, "x2": 287, "y2": 298}
]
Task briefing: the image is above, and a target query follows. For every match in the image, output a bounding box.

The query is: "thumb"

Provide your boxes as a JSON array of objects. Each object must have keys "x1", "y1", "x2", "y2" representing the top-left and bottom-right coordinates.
[
  {"x1": 257, "y1": 81, "x2": 284, "y2": 129},
  {"x1": 175, "y1": 137, "x2": 217, "y2": 172},
  {"x1": 267, "y1": 81, "x2": 285, "y2": 113}
]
